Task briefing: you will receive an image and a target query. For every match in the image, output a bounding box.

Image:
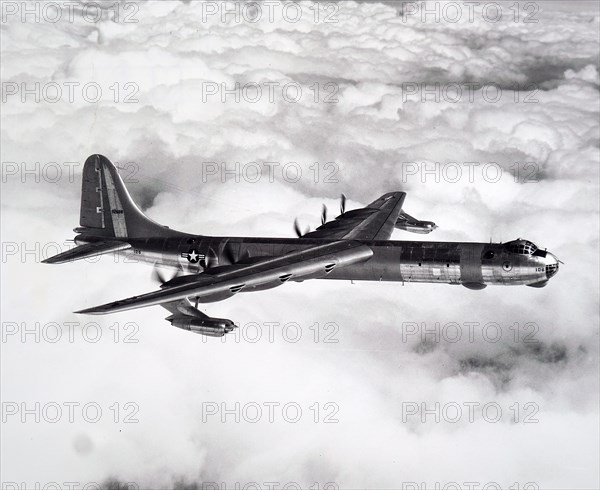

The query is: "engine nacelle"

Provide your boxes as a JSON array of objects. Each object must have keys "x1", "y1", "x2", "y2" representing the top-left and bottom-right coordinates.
[
  {"x1": 395, "y1": 220, "x2": 437, "y2": 234},
  {"x1": 170, "y1": 317, "x2": 236, "y2": 337}
]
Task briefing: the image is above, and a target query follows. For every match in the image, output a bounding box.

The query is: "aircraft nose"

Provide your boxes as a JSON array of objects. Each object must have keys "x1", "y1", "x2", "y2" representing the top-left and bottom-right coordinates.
[{"x1": 545, "y1": 252, "x2": 560, "y2": 279}]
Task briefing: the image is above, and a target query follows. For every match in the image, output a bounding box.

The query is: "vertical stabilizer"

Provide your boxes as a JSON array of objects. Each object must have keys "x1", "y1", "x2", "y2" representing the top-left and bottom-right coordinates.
[{"x1": 78, "y1": 154, "x2": 172, "y2": 239}]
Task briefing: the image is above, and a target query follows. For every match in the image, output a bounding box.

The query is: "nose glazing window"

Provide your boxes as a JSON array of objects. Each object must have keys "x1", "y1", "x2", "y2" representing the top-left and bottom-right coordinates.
[
  {"x1": 546, "y1": 263, "x2": 559, "y2": 278},
  {"x1": 505, "y1": 240, "x2": 538, "y2": 255}
]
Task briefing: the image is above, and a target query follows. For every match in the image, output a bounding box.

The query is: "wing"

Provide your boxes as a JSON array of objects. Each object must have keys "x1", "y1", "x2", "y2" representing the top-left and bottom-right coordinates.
[
  {"x1": 42, "y1": 240, "x2": 131, "y2": 264},
  {"x1": 303, "y1": 192, "x2": 406, "y2": 241},
  {"x1": 75, "y1": 240, "x2": 373, "y2": 315}
]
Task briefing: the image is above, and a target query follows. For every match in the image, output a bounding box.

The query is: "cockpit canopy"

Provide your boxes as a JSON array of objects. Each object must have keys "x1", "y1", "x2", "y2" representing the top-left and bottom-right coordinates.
[{"x1": 504, "y1": 239, "x2": 538, "y2": 255}]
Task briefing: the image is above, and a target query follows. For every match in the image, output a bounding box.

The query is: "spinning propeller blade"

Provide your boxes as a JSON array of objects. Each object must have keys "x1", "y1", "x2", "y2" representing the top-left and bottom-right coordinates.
[
  {"x1": 293, "y1": 218, "x2": 310, "y2": 237},
  {"x1": 340, "y1": 193, "x2": 346, "y2": 215},
  {"x1": 151, "y1": 265, "x2": 181, "y2": 285}
]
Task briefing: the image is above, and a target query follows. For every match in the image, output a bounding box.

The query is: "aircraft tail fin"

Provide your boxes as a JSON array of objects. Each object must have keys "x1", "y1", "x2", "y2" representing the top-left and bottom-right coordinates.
[
  {"x1": 76, "y1": 154, "x2": 171, "y2": 240},
  {"x1": 43, "y1": 154, "x2": 173, "y2": 264}
]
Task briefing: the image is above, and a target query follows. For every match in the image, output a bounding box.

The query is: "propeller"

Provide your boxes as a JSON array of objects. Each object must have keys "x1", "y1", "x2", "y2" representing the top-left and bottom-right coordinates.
[
  {"x1": 293, "y1": 218, "x2": 310, "y2": 238},
  {"x1": 152, "y1": 264, "x2": 181, "y2": 285},
  {"x1": 294, "y1": 195, "x2": 346, "y2": 236},
  {"x1": 153, "y1": 267, "x2": 203, "y2": 310},
  {"x1": 222, "y1": 242, "x2": 238, "y2": 265},
  {"x1": 340, "y1": 193, "x2": 346, "y2": 215},
  {"x1": 203, "y1": 248, "x2": 219, "y2": 269}
]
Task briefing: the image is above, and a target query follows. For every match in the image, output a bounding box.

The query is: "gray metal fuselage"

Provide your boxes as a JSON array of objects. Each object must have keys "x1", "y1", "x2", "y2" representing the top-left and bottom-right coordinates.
[{"x1": 112, "y1": 233, "x2": 553, "y2": 289}]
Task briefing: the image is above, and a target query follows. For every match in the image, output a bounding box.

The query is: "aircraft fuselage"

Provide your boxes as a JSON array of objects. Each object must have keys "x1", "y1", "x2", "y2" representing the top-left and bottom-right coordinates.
[{"x1": 100, "y1": 234, "x2": 558, "y2": 289}]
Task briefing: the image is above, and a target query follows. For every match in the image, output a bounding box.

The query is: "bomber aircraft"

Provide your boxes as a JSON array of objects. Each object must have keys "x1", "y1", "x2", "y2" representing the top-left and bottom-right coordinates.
[{"x1": 43, "y1": 155, "x2": 560, "y2": 337}]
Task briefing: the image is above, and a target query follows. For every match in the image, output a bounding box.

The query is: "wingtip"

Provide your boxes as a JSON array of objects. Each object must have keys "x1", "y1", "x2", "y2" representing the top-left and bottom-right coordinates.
[
  {"x1": 74, "y1": 307, "x2": 103, "y2": 315},
  {"x1": 41, "y1": 257, "x2": 62, "y2": 264}
]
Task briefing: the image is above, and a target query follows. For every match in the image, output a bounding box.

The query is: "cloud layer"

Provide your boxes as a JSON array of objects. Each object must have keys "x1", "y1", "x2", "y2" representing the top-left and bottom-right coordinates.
[{"x1": 2, "y1": 1, "x2": 599, "y2": 488}]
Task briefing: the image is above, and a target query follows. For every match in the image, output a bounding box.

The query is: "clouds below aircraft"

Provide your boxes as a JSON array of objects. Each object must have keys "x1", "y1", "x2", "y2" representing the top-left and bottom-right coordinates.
[{"x1": 1, "y1": 1, "x2": 599, "y2": 488}]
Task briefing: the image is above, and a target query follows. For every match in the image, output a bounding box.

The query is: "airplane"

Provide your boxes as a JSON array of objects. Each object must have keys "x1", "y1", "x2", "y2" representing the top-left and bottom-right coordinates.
[{"x1": 43, "y1": 154, "x2": 561, "y2": 337}]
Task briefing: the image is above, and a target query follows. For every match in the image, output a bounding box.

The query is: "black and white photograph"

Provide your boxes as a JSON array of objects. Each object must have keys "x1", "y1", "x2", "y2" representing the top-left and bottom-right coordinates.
[{"x1": 1, "y1": 1, "x2": 599, "y2": 489}]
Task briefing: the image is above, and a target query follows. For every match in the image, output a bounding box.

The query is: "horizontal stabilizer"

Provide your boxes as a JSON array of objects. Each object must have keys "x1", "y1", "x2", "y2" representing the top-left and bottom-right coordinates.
[{"x1": 42, "y1": 241, "x2": 131, "y2": 264}]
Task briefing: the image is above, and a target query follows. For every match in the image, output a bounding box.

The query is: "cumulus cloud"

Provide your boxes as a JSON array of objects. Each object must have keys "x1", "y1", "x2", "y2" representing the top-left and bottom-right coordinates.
[{"x1": 1, "y1": 1, "x2": 599, "y2": 489}]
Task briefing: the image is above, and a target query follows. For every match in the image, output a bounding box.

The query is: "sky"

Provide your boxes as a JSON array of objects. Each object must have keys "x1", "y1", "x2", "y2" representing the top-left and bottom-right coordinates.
[{"x1": 1, "y1": 1, "x2": 599, "y2": 489}]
